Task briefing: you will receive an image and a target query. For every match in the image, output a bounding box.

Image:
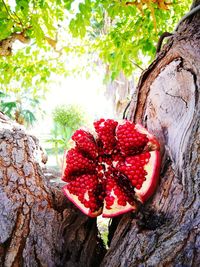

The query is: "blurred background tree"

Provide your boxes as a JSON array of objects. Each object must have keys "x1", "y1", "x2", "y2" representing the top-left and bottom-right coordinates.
[{"x1": 46, "y1": 104, "x2": 85, "y2": 165}]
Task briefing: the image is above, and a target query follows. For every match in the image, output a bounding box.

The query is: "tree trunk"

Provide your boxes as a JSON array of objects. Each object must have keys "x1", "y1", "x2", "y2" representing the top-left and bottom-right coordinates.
[
  {"x1": 0, "y1": 112, "x2": 105, "y2": 267},
  {"x1": 105, "y1": 71, "x2": 135, "y2": 119},
  {"x1": 1, "y1": 3, "x2": 200, "y2": 267},
  {"x1": 101, "y1": 4, "x2": 200, "y2": 267}
]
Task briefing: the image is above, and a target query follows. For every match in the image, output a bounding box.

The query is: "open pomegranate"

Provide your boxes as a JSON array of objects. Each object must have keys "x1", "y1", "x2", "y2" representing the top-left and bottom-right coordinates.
[{"x1": 62, "y1": 119, "x2": 160, "y2": 218}]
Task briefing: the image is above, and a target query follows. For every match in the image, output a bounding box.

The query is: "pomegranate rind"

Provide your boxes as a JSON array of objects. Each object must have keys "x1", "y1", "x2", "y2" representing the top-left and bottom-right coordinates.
[
  {"x1": 133, "y1": 124, "x2": 160, "y2": 202},
  {"x1": 135, "y1": 150, "x2": 161, "y2": 203},
  {"x1": 61, "y1": 150, "x2": 67, "y2": 180},
  {"x1": 102, "y1": 196, "x2": 136, "y2": 218},
  {"x1": 135, "y1": 124, "x2": 160, "y2": 150},
  {"x1": 63, "y1": 185, "x2": 102, "y2": 217}
]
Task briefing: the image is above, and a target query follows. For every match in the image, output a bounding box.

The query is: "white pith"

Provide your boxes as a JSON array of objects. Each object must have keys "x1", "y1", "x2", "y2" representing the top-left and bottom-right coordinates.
[
  {"x1": 135, "y1": 150, "x2": 160, "y2": 203},
  {"x1": 63, "y1": 187, "x2": 102, "y2": 217},
  {"x1": 112, "y1": 161, "x2": 118, "y2": 168},
  {"x1": 135, "y1": 152, "x2": 156, "y2": 194},
  {"x1": 102, "y1": 190, "x2": 135, "y2": 218},
  {"x1": 84, "y1": 191, "x2": 90, "y2": 201}
]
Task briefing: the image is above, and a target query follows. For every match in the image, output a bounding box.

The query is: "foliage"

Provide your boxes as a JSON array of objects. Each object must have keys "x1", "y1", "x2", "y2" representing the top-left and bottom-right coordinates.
[
  {"x1": 53, "y1": 104, "x2": 85, "y2": 131},
  {"x1": 47, "y1": 104, "x2": 85, "y2": 161},
  {"x1": 0, "y1": 89, "x2": 43, "y2": 127},
  {"x1": 70, "y1": 0, "x2": 191, "y2": 79},
  {"x1": 0, "y1": 0, "x2": 84, "y2": 98},
  {"x1": 0, "y1": 0, "x2": 192, "y2": 92}
]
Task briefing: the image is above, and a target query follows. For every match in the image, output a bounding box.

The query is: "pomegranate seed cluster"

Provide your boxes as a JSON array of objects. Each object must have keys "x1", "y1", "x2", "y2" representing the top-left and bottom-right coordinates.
[
  {"x1": 62, "y1": 118, "x2": 158, "y2": 217},
  {"x1": 72, "y1": 129, "x2": 98, "y2": 159},
  {"x1": 116, "y1": 121, "x2": 149, "y2": 155},
  {"x1": 94, "y1": 118, "x2": 118, "y2": 154},
  {"x1": 116, "y1": 153, "x2": 150, "y2": 190},
  {"x1": 105, "y1": 175, "x2": 132, "y2": 209},
  {"x1": 67, "y1": 174, "x2": 103, "y2": 212},
  {"x1": 64, "y1": 148, "x2": 96, "y2": 178}
]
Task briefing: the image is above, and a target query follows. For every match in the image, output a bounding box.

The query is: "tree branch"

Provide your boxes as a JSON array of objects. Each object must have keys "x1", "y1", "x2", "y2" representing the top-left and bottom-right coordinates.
[
  {"x1": 0, "y1": 32, "x2": 30, "y2": 56},
  {"x1": 2, "y1": 0, "x2": 22, "y2": 25},
  {"x1": 192, "y1": 0, "x2": 200, "y2": 8}
]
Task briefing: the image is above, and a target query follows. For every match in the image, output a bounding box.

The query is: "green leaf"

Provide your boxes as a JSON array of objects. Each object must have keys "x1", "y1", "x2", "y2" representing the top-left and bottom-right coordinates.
[
  {"x1": 1, "y1": 101, "x2": 17, "y2": 115},
  {"x1": 64, "y1": 0, "x2": 73, "y2": 10},
  {"x1": 21, "y1": 109, "x2": 36, "y2": 125},
  {"x1": 31, "y1": 15, "x2": 45, "y2": 45}
]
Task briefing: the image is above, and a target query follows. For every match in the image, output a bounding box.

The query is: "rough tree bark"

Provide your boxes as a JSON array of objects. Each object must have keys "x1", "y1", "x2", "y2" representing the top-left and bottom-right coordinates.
[
  {"x1": 1, "y1": 2, "x2": 200, "y2": 267},
  {"x1": 101, "y1": 2, "x2": 200, "y2": 267},
  {"x1": 0, "y1": 112, "x2": 105, "y2": 267}
]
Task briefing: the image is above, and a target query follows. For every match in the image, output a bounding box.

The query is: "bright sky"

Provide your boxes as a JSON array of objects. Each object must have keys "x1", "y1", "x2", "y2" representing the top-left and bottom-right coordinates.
[
  {"x1": 32, "y1": 69, "x2": 115, "y2": 137},
  {"x1": 9, "y1": 0, "x2": 115, "y2": 137},
  {"x1": 49, "y1": 74, "x2": 114, "y2": 118}
]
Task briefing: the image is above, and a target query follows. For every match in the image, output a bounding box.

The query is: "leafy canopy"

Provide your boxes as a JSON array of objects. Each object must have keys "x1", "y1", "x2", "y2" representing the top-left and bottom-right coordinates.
[{"x1": 0, "y1": 0, "x2": 192, "y2": 93}]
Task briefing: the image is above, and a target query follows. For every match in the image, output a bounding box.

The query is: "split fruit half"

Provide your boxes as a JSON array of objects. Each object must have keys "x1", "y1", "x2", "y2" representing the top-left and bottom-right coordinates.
[{"x1": 62, "y1": 119, "x2": 161, "y2": 218}]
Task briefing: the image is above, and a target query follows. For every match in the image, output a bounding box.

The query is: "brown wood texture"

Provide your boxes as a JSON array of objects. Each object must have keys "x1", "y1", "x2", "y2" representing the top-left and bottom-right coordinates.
[
  {"x1": 101, "y1": 6, "x2": 200, "y2": 267},
  {"x1": 0, "y1": 113, "x2": 105, "y2": 267},
  {"x1": 1, "y1": 2, "x2": 200, "y2": 267}
]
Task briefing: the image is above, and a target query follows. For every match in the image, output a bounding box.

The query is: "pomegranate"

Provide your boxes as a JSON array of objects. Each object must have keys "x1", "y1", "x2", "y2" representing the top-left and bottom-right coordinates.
[{"x1": 62, "y1": 119, "x2": 160, "y2": 218}]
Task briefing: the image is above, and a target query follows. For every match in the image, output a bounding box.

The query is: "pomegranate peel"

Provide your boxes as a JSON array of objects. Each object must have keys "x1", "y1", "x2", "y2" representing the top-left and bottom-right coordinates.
[
  {"x1": 102, "y1": 198, "x2": 136, "y2": 218},
  {"x1": 134, "y1": 150, "x2": 161, "y2": 203},
  {"x1": 102, "y1": 174, "x2": 137, "y2": 218},
  {"x1": 63, "y1": 186, "x2": 102, "y2": 217},
  {"x1": 62, "y1": 119, "x2": 161, "y2": 218},
  {"x1": 135, "y1": 124, "x2": 160, "y2": 151}
]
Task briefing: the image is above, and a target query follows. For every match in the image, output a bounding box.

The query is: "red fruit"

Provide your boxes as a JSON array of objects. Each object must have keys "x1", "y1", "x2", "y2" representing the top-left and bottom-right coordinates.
[
  {"x1": 72, "y1": 129, "x2": 98, "y2": 159},
  {"x1": 103, "y1": 175, "x2": 137, "y2": 218},
  {"x1": 131, "y1": 124, "x2": 161, "y2": 203},
  {"x1": 62, "y1": 119, "x2": 161, "y2": 218},
  {"x1": 94, "y1": 118, "x2": 118, "y2": 154},
  {"x1": 63, "y1": 148, "x2": 96, "y2": 181},
  {"x1": 63, "y1": 174, "x2": 103, "y2": 217},
  {"x1": 116, "y1": 152, "x2": 151, "y2": 189},
  {"x1": 116, "y1": 121, "x2": 149, "y2": 155},
  {"x1": 134, "y1": 123, "x2": 160, "y2": 151},
  {"x1": 135, "y1": 150, "x2": 160, "y2": 203},
  {"x1": 116, "y1": 151, "x2": 160, "y2": 203}
]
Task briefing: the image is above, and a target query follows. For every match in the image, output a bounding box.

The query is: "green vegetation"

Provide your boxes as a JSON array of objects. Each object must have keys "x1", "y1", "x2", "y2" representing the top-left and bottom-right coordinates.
[
  {"x1": 0, "y1": 89, "x2": 43, "y2": 127},
  {"x1": 0, "y1": 0, "x2": 191, "y2": 96},
  {"x1": 0, "y1": 0, "x2": 192, "y2": 166},
  {"x1": 46, "y1": 104, "x2": 85, "y2": 164}
]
